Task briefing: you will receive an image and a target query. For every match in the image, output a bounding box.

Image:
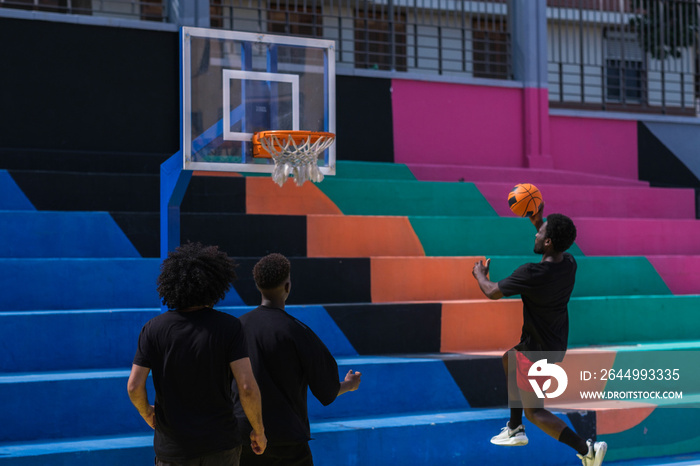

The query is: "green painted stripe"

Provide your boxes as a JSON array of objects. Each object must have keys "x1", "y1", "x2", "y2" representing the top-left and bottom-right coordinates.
[
  {"x1": 409, "y1": 216, "x2": 583, "y2": 256},
  {"x1": 488, "y1": 255, "x2": 671, "y2": 298},
  {"x1": 601, "y1": 408, "x2": 700, "y2": 462},
  {"x1": 317, "y1": 180, "x2": 497, "y2": 217},
  {"x1": 569, "y1": 295, "x2": 700, "y2": 347},
  {"x1": 335, "y1": 161, "x2": 417, "y2": 180}
]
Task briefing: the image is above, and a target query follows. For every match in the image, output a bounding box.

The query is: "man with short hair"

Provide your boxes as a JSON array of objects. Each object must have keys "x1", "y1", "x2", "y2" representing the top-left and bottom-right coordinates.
[
  {"x1": 472, "y1": 207, "x2": 607, "y2": 466},
  {"x1": 235, "y1": 253, "x2": 361, "y2": 466},
  {"x1": 127, "y1": 242, "x2": 266, "y2": 465}
]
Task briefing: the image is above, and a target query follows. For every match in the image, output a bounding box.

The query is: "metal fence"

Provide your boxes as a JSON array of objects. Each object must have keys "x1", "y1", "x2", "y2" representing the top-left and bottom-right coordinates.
[
  {"x1": 547, "y1": 0, "x2": 700, "y2": 114},
  {"x1": 209, "y1": 0, "x2": 512, "y2": 79},
  {"x1": 4, "y1": 0, "x2": 698, "y2": 114},
  {"x1": 0, "y1": 0, "x2": 169, "y2": 21}
]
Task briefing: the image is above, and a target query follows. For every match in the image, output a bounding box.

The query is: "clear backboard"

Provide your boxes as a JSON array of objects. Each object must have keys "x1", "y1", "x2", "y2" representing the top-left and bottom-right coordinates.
[{"x1": 180, "y1": 27, "x2": 336, "y2": 175}]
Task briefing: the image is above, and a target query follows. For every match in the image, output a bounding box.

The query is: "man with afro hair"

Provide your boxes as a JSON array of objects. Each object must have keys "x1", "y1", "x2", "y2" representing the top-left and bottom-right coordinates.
[
  {"x1": 128, "y1": 242, "x2": 267, "y2": 465},
  {"x1": 234, "y1": 253, "x2": 361, "y2": 466},
  {"x1": 472, "y1": 207, "x2": 607, "y2": 466}
]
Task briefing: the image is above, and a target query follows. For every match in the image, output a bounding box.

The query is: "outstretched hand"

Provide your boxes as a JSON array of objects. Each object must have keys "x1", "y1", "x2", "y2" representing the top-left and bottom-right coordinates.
[{"x1": 339, "y1": 370, "x2": 362, "y2": 396}]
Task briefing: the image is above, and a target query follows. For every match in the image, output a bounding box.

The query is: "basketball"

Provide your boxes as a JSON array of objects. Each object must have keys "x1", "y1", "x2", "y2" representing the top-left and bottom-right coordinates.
[{"x1": 508, "y1": 183, "x2": 543, "y2": 217}]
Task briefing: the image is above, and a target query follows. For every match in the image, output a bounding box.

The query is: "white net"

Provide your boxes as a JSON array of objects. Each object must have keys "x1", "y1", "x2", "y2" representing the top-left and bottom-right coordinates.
[{"x1": 257, "y1": 132, "x2": 335, "y2": 187}]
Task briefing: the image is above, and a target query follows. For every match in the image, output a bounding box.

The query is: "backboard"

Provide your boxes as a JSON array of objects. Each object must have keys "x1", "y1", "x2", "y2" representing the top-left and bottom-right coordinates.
[{"x1": 180, "y1": 27, "x2": 336, "y2": 175}]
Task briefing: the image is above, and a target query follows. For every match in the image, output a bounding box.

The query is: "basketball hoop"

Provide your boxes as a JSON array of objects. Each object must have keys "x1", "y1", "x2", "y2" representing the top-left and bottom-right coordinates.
[{"x1": 252, "y1": 130, "x2": 335, "y2": 187}]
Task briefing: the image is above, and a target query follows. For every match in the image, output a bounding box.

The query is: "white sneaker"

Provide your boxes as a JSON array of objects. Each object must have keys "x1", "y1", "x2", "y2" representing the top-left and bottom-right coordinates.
[
  {"x1": 577, "y1": 439, "x2": 607, "y2": 466},
  {"x1": 490, "y1": 423, "x2": 528, "y2": 446}
]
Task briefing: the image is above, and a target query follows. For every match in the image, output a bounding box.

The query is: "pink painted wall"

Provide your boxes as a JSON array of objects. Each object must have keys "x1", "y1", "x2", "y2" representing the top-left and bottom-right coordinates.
[
  {"x1": 549, "y1": 115, "x2": 638, "y2": 180},
  {"x1": 391, "y1": 79, "x2": 524, "y2": 167}
]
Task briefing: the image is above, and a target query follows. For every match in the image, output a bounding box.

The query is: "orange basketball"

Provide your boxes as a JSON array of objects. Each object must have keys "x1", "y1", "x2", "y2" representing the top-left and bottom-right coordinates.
[{"x1": 508, "y1": 183, "x2": 543, "y2": 217}]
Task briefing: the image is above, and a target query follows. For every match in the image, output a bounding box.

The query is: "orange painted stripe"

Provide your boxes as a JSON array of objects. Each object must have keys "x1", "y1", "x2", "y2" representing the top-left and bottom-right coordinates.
[
  {"x1": 307, "y1": 215, "x2": 425, "y2": 258},
  {"x1": 547, "y1": 401, "x2": 655, "y2": 436},
  {"x1": 595, "y1": 404, "x2": 656, "y2": 435},
  {"x1": 441, "y1": 300, "x2": 523, "y2": 352},
  {"x1": 370, "y1": 257, "x2": 484, "y2": 303},
  {"x1": 246, "y1": 177, "x2": 342, "y2": 215}
]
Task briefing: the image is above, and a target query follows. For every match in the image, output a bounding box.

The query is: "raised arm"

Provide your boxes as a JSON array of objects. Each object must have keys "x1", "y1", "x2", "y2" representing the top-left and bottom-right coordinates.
[
  {"x1": 530, "y1": 201, "x2": 545, "y2": 231},
  {"x1": 230, "y1": 357, "x2": 267, "y2": 455},
  {"x1": 472, "y1": 258, "x2": 504, "y2": 300},
  {"x1": 127, "y1": 364, "x2": 155, "y2": 429}
]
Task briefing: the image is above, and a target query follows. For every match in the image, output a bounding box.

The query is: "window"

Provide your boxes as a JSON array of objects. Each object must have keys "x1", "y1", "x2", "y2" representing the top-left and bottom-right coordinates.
[
  {"x1": 354, "y1": 8, "x2": 407, "y2": 71},
  {"x1": 472, "y1": 18, "x2": 510, "y2": 80},
  {"x1": 605, "y1": 30, "x2": 646, "y2": 103},
  {"x1": 267, "y1": 0, "x2": 322, "y2": 38}
]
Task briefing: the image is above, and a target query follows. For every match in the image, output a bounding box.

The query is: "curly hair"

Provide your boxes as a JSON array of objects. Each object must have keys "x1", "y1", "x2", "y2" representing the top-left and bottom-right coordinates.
[
  {"x1": 253, "y1": 253, "x2": 291, "y2": 290},
  {"x1": 545, "y1": 213, "x2": 577, "y2": 253},
  {"x1": 157, "y1": 242, "x2": 238, "y2": 310}
]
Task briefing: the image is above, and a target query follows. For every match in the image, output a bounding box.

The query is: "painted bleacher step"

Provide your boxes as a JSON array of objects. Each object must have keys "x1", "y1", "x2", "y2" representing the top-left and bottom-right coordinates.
[
  {"x1": 487, "y1": 255, "x2": 672, "y2": 298},
  {"x1": 406, "y1": 162, "x2": 649, "y2": 187},
  {"x1": 245, "y1": 176, "x2": 498, "y2": 217},
  {"x1": 3, "y1": 169, "x2": 247, "y2": 213},
  {"x1": 474, "y1": 181, "x2": 696, "y2": 219},
  {"x1": 408, "y1": 214, "x2": 700, "y2": 257},
  {"x1": 0, "y1": 211, "x2": 141, "y2": 258},
  {"x1": 0, "y1": 408, "x2": 589, "y2": 466},
  {"x1": 646, "y1": 255, "x2": 700, "y2": 295}
]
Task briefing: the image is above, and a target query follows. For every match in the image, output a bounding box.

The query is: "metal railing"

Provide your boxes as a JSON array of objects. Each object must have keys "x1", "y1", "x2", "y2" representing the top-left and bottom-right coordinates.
[
  {"x1": 5, "y1": 0, "x2": 698, "y2": 115},
  {"x1": 0, "y1": 0, "x2": 169, "y2": 21},
  {"x1": 547, "y1": 0, "x2": 700, "y2": 114},
  {"x1": 209, "y1": 0, "x2": 513, "y2": 80}
]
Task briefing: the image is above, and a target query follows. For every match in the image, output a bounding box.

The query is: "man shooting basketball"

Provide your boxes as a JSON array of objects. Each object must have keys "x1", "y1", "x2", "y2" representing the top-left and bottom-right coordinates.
[{"x1": 472, "y1": 206, "x2": 607, "y2": 466}]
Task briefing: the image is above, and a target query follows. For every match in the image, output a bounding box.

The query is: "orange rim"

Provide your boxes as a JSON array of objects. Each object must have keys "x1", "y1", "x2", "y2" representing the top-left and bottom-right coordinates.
[{"x1": 252, "y1": 130, "x2": 335, "y2": 158}]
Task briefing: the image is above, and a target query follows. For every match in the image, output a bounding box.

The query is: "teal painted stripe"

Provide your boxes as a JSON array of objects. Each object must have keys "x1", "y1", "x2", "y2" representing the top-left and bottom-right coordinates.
[
  {"x1": 334, "y1": 161, "x2": 417, "y2": 180},
  {"x1": 601, "y1": 407, "x2": 700, "y2": 462},
  {"x1": 410, "y1": 216, "x2": 584, "y2": 257},
  {"x1": 489, "y1": 255, "x2": 671, "y2": 297},
  {"x1": 317, "y1": 180, "x2": 497, "y2": 217},
  {"x1": 569, "y1": 295, "x2": 700, "y2": 347}
]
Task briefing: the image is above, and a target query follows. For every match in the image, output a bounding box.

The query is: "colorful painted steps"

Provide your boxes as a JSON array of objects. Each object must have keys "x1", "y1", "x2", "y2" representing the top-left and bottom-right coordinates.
[
  {"x1": 647, "y1": 255, "x2": 700, "y2": 295},
  {"x1": 3, "y1": 169, "x2": 246, "y2": 213},
  {"x1": 0, "y1": 408, "x2": 592, "y2": 466},
  {"x1": 488, "y1": 255, "x2": 672, "y2": 298},
  {"x1": 246, "y1": 176, "x2": 497, "y2": 217},
  {"x1": 572, "y1": 217, "x2": 700, "y2": 256},
  {"x1": 0, "y1": 211, "x2": 140, "y2": 258},
  {"x1": 406, "y1": 163, "x2": 650, "y2": 187},
  {"x1": 1, "y1": 255, "x2": 691, "y2": 314},
  {"x1": 5, "y1": 302, "x2": 700, "y2": 375},
  {"x1": 474, "y1": 181, "x2": 696, "y2": 219},
  {"x1": 0, "y1": 170, "x2": 34, "y2": 210}
]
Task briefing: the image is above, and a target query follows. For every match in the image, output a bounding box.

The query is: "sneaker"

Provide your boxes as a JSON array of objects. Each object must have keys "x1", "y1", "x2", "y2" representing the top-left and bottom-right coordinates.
[
  {"x1": 490, "y1": 423, "x2": 528, "y2": 446},
  {"x1": 577, "y1": 439, "x2": 607, "y2": 466}
]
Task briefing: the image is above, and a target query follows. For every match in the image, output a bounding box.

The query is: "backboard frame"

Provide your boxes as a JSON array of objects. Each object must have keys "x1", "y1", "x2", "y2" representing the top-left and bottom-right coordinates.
[{"x1": 180, "y1": 27, "x2": 336, "y2": 175}]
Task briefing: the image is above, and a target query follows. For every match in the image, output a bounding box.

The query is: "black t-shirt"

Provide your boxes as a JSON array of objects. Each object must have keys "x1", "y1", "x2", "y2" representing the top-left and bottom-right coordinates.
[
  {"x1": 133, "y1": 307, "x2": 248, "y2": 461},
  {"x1": 498, "y1": 253, "x2": 577, "y2": 361},
  {"x1": 234, "y1": 305, "x2": 340, "y2": 445}
]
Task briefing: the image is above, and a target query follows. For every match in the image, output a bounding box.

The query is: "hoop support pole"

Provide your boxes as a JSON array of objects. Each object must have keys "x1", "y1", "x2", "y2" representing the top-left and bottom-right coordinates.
[{"x1": 160, "y1": 151, "x2": 193, "y2": 311}]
